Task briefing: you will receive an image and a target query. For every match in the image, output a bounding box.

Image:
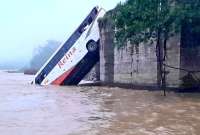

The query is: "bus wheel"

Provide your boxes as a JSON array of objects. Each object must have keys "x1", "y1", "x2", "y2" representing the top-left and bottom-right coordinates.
[{"x1": 86, "y1": 41, "x2": 97, "y2": 52}]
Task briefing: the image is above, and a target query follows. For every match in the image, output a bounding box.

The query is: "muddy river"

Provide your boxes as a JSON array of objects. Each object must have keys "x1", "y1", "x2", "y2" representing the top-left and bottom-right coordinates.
[{"x1": 0, "y1": 71, "x2": 200, "y2": 135}]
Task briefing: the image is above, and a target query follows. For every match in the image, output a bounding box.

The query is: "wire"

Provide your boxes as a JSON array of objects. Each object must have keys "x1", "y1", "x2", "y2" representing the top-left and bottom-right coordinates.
[{"x1": 163, "y1": 63, "x2": 200, "y2": 73}]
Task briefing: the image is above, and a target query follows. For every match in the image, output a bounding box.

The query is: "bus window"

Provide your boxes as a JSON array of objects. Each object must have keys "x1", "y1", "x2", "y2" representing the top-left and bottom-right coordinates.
[
  {"x1": 62, "y1": 48, "x2": 66, "y2": 54},
  {"x1": 78, "y1": 27, "x2": 83, "y2": 34},
  {"x1": 39, "y1": 72, "x2": 45, "y2": 82},
  {"x1": 88, "y1": 17, "x2": 93, "y2": 24},
  {"x1": 78, "y1": 23, "x2": 87, "y2": 34},
  {"x1": 48, "y1": 64, "x2": 52, "y2": 69},
  {"x1": 94, "y1": 8, "x2": 98, "y2": 15}
]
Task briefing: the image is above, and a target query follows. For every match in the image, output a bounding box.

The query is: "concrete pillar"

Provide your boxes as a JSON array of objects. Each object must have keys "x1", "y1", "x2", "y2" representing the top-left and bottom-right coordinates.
[{"x1": 99, "y1": 18, "x2": 114, "y2": 83}]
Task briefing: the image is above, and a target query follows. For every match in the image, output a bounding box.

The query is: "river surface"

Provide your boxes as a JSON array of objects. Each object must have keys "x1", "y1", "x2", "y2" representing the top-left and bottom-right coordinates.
[{"x1": 0, "y1": 71, "x2": 200, "y2": 135}]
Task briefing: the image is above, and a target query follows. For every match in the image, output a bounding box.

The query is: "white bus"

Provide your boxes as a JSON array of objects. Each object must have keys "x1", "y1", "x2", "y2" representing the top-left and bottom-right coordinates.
[{"x1": 34, "y1": 7, "x2": 106, "y2": 85}]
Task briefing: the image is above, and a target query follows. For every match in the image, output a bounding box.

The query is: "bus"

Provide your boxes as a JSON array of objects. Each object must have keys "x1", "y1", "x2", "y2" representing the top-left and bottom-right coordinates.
[{"x1": 33, "y1": 6, "x2": 106, "y2": 85}]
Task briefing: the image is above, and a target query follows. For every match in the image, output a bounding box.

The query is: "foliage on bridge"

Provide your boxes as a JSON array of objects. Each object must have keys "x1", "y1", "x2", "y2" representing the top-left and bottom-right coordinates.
[{"x1": 111, "y1": 0, "x2": 200, "y2": 47}]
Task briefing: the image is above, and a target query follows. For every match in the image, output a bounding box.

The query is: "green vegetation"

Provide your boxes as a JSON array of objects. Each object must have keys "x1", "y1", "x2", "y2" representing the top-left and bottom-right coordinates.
[
  {"x1": 105, "y1": 0, "x2": 200, "y2": 93},
  {"x1": 112, "y1": 0, "x2": 200, "y2": 47}
]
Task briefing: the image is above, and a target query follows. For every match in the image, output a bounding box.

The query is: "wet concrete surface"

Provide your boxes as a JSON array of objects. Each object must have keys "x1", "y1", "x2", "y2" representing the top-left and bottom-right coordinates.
[{"x1": 0, "y1": 71, "x2": 200, "y2": 135}]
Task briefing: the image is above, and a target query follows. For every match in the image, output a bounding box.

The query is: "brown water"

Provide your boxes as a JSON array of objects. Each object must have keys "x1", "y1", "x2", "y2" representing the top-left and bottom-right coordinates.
[{"x1": 0, "y1": 71, "x2": 200, "y2": 135}]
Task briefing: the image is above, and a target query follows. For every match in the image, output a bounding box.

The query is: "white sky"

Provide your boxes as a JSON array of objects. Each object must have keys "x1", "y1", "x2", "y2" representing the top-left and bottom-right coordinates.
[{"x1": 0, "y1": 0, "x2": 124, "y2": 65}]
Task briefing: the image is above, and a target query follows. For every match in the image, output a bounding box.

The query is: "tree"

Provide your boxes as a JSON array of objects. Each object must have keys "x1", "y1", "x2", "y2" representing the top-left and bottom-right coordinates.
[
  {"x1": 113, "y1": 0, "x2": 200, "y2": 47},
  {"x1": 30, "y1": 40, "x2": 60, "y2": 70},
  {"x1": 111, "y1": 0, "x2": 200, "y2": 95}
]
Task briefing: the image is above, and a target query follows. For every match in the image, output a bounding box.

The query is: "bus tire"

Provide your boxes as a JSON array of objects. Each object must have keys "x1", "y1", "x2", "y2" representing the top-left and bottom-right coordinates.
[{"x1": 86, "y1": 41, "x2": 98, "y2": 52}]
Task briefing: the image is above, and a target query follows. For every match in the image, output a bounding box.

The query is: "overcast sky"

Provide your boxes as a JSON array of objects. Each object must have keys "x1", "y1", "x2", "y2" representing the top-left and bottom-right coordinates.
[{"x1": 0, "y1": 0, "x2": 124, "y2": 65}]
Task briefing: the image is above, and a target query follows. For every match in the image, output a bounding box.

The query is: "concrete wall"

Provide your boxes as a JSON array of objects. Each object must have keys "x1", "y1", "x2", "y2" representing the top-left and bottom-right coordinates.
[
  {"x1": 165, "y1": 35, "x2": 181, "y2": 87},
  {"x1": 98, "y1": 17, "x2": 182, "y2": 88},
  {"x1": 86, "y1": 17, "x2": 199, "y2": 89},
  {"x1": 114, "y1": 43, "x2": 157, "y2": 85}
]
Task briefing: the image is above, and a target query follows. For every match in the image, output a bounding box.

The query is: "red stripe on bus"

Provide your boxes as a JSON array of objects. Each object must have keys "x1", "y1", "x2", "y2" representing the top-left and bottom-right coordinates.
[{"x1": 51, "y1": 67, "x2": 74, "y2": 85}]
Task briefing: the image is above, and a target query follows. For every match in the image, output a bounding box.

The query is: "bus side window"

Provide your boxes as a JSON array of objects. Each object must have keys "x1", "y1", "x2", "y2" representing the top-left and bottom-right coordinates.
[
  {"x1": 48, "y1": 64, "x2": 52, "y2": 69},
  {"x1": 78, "y1": 27, "x2": 82, "y2": 34},
  {"x1": 88, "y1": 17, "x2": 93, "y2": 24},
  {"x1": 61, "y1": 47, "x2": 66, "y2": 54},
  {"x1": 94, "y1": 8, "x2": 98, "y2": 15},
  {"x1": 39, "y1": 72, "x2": 46, "y2": 82},
  {"x1": 78, "y1": 23, "x2": 87, "y2": 34}
]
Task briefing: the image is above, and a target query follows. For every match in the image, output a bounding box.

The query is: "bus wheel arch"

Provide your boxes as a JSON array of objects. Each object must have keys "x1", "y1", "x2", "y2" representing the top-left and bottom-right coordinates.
[{"x1": 86, "y1": 40, "x2": 98, "y2": 52}]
